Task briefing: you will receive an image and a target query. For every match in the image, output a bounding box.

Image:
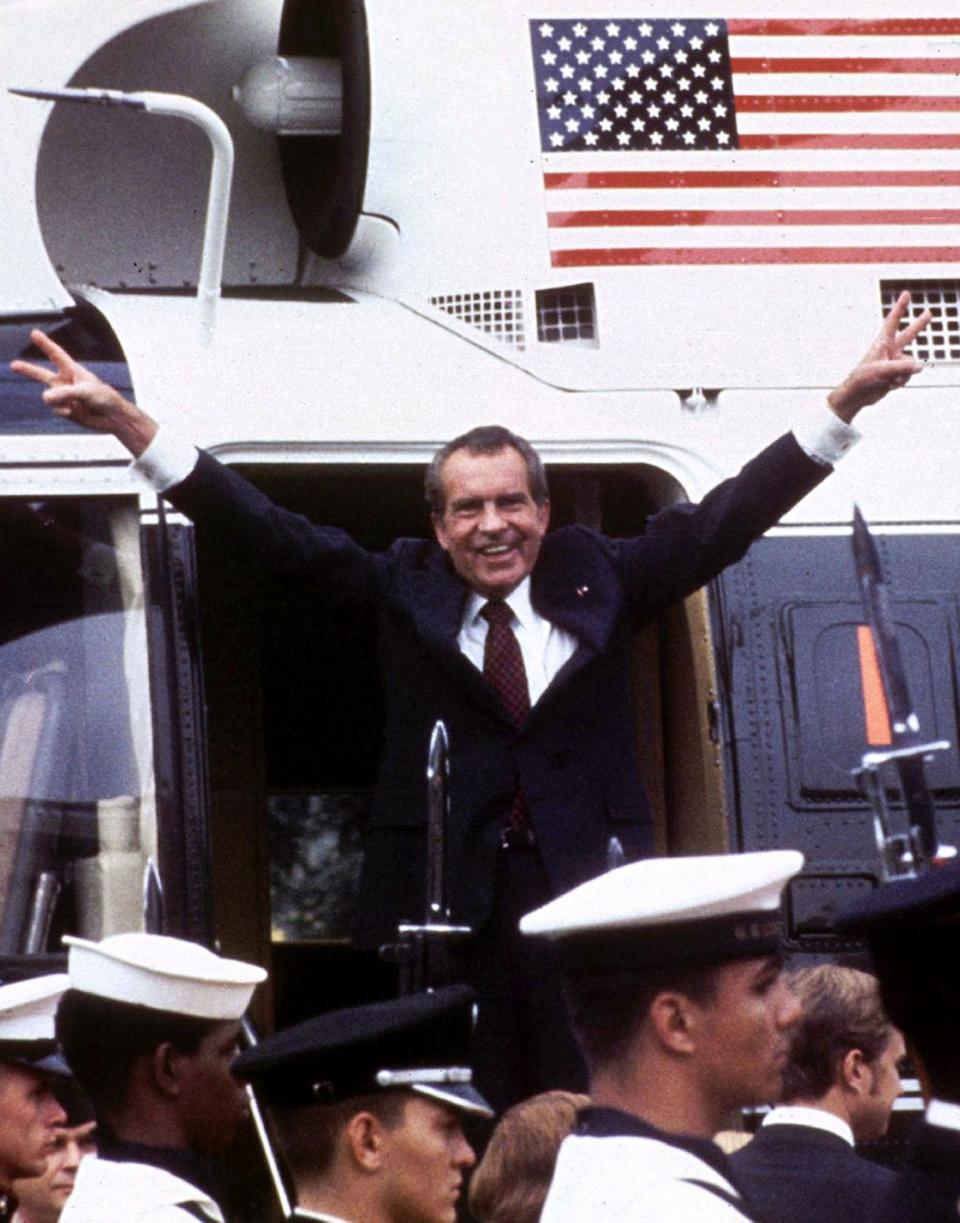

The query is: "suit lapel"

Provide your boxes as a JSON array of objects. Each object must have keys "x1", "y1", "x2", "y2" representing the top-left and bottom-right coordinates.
[
  {"x1": 528, "y1": 531, "x2": 619, "y2": 708},
  {"x1": 403, "y1": 548, "x2": 504, "y2": 718}
]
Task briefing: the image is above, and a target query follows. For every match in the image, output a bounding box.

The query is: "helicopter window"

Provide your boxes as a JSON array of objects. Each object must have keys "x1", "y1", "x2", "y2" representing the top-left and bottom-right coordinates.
[{"x1": 0, "y1": 496, "x2": 153, "y2": 967}]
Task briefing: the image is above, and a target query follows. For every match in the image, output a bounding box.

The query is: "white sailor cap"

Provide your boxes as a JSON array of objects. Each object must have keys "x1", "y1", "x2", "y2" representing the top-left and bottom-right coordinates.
[
  {"x1": 64, "y1": 933, "x2": 266, "y2": 1020},
  {"x1": 0, "y1": 973, "x2": 69, "y2": 1073},
  {"x1": 520, "y1": 850, "x2": 803, "y2": 974}
]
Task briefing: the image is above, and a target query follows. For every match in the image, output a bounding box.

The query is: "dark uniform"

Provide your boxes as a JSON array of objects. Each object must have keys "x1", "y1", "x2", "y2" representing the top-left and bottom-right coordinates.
[
  {"x1": 835, "y1": 861, "x2": 960, "y2": 1223},
  {"x1": 234, "y1": 987, "x2": 492, "y2": 1223}
]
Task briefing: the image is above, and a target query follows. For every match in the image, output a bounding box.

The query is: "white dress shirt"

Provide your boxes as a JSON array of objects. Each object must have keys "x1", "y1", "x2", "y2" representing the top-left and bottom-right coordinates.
[
  {"x1": 458, "y1": 579, "x2": 577, "y2": 704},
  {"x1": 760, "y1": 1103, "x2": 855, "y2": 1147}
]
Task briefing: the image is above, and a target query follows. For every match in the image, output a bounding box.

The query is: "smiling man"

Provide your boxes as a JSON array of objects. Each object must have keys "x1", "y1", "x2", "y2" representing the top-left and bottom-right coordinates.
[
  {"x1": 54, "y1": 932, "x2": 265, "y2": 1223},
  {"x1": 0, "y1": 976, "x2": 69, "y2": 1217},
  {"x1": 11, "y1": 296, "x2": 929, "y2": 1110},
  {"x1": 233, "y1": 987, "x2": 492, "y2": 1223},
  {"x1": 522, "y1": 850, "x2": 804, "y2": 1221}
]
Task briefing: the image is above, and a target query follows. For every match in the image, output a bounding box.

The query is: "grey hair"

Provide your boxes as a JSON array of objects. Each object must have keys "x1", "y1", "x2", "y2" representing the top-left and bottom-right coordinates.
[{"x1": 424, "y1": 425, "x2": 549, "y2": 515}]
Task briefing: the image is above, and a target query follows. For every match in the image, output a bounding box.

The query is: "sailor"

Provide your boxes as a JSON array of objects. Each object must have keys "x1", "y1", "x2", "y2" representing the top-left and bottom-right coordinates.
[
  {"x1": 233, "y1": 985, "x2": 492, "y2": 1223},
  {"x1": 834, "y1": 860, "x2": 960, "y2": 1222},
  {"x1": 54, "y1": 932, "x2": 266, "y2": 1223},
  {"x1": 521, "y1": 850, "x2": 804, "y2": 1221},
  {"x1": 0, "y1": 976, "x2": 69, "y2": 1220}
]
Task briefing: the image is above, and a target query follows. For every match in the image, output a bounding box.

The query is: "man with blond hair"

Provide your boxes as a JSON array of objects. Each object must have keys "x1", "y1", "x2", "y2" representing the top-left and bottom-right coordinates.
[{"x1": 731, "y1": 964, "x2": 904, "y2": 1223}]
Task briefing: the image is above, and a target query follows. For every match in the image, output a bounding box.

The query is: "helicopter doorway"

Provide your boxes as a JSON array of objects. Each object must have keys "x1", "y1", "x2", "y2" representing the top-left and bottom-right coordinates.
[{"x1": 192, "y1": 458, "x2": 727, "y2": 1028}]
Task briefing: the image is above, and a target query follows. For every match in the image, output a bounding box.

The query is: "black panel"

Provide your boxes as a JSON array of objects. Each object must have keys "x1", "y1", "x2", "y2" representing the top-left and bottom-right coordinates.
[{"x1": 712, "y1": 531, "x2": 960, "y2": 948}]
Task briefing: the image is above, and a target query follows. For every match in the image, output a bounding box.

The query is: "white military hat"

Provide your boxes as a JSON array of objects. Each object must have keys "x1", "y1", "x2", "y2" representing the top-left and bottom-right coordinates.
[
  {"x1": 64, "y1": 932, "x2": 266, "y2": 1020},
  {"x1": 0, "y1": 973, "x2": 69, "y2": 1072},
  {"x1": 520, "y1": 850, "x2": 803, "y2": 973}
]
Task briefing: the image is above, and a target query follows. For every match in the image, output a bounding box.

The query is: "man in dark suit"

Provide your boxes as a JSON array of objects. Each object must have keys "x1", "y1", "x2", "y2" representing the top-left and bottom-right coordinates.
[
  {"x1": 835, "y1": 862, "x2": 960, "y2": 1223},
  {"x1": 730, "y1": 964, "x2": 904, "y2": 1223},
  {"x1": 11, "y1": 295, "x2": 929, "y2": 1109}
]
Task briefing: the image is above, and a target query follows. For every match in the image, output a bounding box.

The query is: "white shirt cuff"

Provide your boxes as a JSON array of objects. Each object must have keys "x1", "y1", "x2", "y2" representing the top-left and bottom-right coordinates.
[
  {"x1": 132, "y1": 430, "x2": 200, "y2": 493},
  {"x1": 792, "y1": 403, "x2": 861, "y2": 468}
]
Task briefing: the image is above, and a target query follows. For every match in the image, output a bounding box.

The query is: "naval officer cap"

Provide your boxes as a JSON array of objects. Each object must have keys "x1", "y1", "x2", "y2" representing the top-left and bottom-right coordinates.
[
  {"x1": 0, "y1": 973, "x2": 70, "y2": 1075},
  {"x1": 520, "y1": 850, "x2": 804, "y2": 974},
  {"x1": 234, "y1": 985, "x2": 493, "y2": 1118},
  {"x1": 64, "y1": 932, "x2": 266, "y2": 1020}
]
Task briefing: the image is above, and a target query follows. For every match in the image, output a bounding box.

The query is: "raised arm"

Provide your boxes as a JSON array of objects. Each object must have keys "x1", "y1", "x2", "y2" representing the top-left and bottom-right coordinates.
[
  {"x1": 10, "y1": 329, "x2": 159, "y2": 457},
  {"x1": 827, "y1": 290, "x2": 931, "y2": 423}
]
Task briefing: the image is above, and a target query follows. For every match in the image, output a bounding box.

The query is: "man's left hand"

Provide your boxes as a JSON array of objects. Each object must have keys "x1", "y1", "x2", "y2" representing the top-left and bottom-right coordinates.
[{"x1": 828, "y1": 291, "x2": 932, "y2": 423}]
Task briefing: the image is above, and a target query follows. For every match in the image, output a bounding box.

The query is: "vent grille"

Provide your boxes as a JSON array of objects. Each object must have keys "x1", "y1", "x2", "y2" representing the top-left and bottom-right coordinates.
[
  {"x1": 430, "y1": 290, "x2": 525, "y2": 349},
  {"x1": 536, "y1": 283, "x2": 597, "y2": 346},
  {"x1": 881, "y1": 280, "x2": 960, "y2": 363}
]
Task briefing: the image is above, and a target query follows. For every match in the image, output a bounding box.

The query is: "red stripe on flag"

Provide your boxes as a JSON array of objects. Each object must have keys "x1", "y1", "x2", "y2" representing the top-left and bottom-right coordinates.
[
  {"x1": 731, "y1": 56, "x2": 960, "y2": 73},
  {"x1": 551, "y1": 246, "x2": 960, "y2": 266},
  {"x1": 740, "y1": 133, "x2": 960, "y2": 149},
  {"x1": 548, "y1": 208, "x2": 960, "y2": 228},
  {"x1": 727, "y1": 18, "x2": 960, "y2": 35},
  {"x1": 736, "y1": 95, "x2": 960, "y2": 112},
  {"x1": 544, "y1": 170, "x2": 960, "y2": 190}
]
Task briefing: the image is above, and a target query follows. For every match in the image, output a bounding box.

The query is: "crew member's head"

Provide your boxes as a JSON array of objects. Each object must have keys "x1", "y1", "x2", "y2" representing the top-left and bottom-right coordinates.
[
  {"x1": 521, "y1": 850, "x2": 804, "y2": 1136},
  {"x1": 55, "y1": 932, "x2": 265, "y2": 1156},
  {"x1": 780, "y1": 964, "x2": 905, "y2": 1142},
  {"x1": 234, "y1": 985, "x2": 492, "y2": 1223},
  {"x1": 468, "y1": 1089, "x2": 589, "y2": 1223},
  {"x1": 426, "y1": 426, "x2": 550, "y2": 600},
  {"x1": 12, "y1": 1077, "x2": 96, "y2": 1223},
  {"x1": 0, "y1": 975, "x2": 69, "y2": 1191},
  {"x1": 835, "y1": 861, "x2": 960, "y2": 1107}
]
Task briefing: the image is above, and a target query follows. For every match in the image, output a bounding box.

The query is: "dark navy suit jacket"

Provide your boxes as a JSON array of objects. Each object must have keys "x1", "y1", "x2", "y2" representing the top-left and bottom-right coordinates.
[
  {"x1": 870, "y1": 1119, "x2": 960, "y2": 1222},
  {"x1": 730, "y1": 1121, "x2": 895, "y2": 1223},
  {"x1": 168, "y1": 433, "x2": 827, "y2": 946}
]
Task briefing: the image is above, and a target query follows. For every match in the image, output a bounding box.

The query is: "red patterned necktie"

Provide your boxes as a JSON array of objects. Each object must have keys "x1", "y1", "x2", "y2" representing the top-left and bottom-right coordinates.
[
  {"x1": 482, "y1": 600, "x2": 531, "y2": 834},
  {"x1": 481, "y1": 600, "x2": 530, "y2": 726}
]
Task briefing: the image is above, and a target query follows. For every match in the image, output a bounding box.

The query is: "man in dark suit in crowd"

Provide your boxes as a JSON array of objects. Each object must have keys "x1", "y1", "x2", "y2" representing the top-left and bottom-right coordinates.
[
  {"x1": 11, "y1": 295, "x2": 929, "y2": 1110},
  {"x1": 835, "y1": 861, "x2": 960, "y2": 1222},
  {"x1": 731, "y1": 963, "x2": 904, "y2": 1222}
]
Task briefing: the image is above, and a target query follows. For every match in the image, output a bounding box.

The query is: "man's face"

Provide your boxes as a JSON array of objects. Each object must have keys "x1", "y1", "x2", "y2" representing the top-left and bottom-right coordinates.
[
  {"x1": 177, "y1": 1021, "x2": 248, "y2": 1155},
  {"x1": 0, "y1": 1064, "x2": 67, "y2": 1186},
  {"x1": 432, "y1": 446, "x2": 550, "y2": 600},
  {"x1": 693, "y1": 956, "x2": 802, "y2": 1114},
  {"x1": 853, "y1": 1028, "x2": 907, "y2": 1143},
  {"x1": 12, "y1": 1120, "x2": 97, "y2": 1223},
  {"x1": 379, "y1": 1095, "x2": 476, "y2": 1223}
]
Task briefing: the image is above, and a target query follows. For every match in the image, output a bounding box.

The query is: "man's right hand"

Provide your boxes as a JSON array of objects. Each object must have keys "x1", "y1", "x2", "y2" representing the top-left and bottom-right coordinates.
[{"x1": 11, "y1": 330, "x2": 159, "y2": 457}]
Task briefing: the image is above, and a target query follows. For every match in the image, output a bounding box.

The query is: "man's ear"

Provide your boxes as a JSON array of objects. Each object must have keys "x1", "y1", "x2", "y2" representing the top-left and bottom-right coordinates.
[
  {"x1": 344, "y1": 1111, "x2": 388, "y2": 1172},
  {"x1": 648, "y1": 991, "x2": 700, "y2": 1056},
  {"x1": 840, "y1": 1047, "x2": 868, "y2": 1096},
  {"x1": 150, "y1": 1042, "x2": 184, "y2": 1099},
  {"x1": 537, "y1": 499, "x2": 551, "y2": 532}
]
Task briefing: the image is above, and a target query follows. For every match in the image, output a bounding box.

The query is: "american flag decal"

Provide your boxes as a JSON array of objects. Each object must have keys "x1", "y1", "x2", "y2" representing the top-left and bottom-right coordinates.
[{"x1": 531, "y1": 17, "x2": 960, "y2": 266}]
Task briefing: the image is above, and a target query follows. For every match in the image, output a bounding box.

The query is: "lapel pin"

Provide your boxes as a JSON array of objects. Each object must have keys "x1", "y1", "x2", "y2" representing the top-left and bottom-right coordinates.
[{"x1": 576, "y1": 585, "x2": 590, "y2": 597}]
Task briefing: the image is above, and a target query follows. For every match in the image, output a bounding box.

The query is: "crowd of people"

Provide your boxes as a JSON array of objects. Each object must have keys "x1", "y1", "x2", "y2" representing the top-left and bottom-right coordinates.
[{"x1": 0, "y1": 852, "x2": 958, "y2": 1222}]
